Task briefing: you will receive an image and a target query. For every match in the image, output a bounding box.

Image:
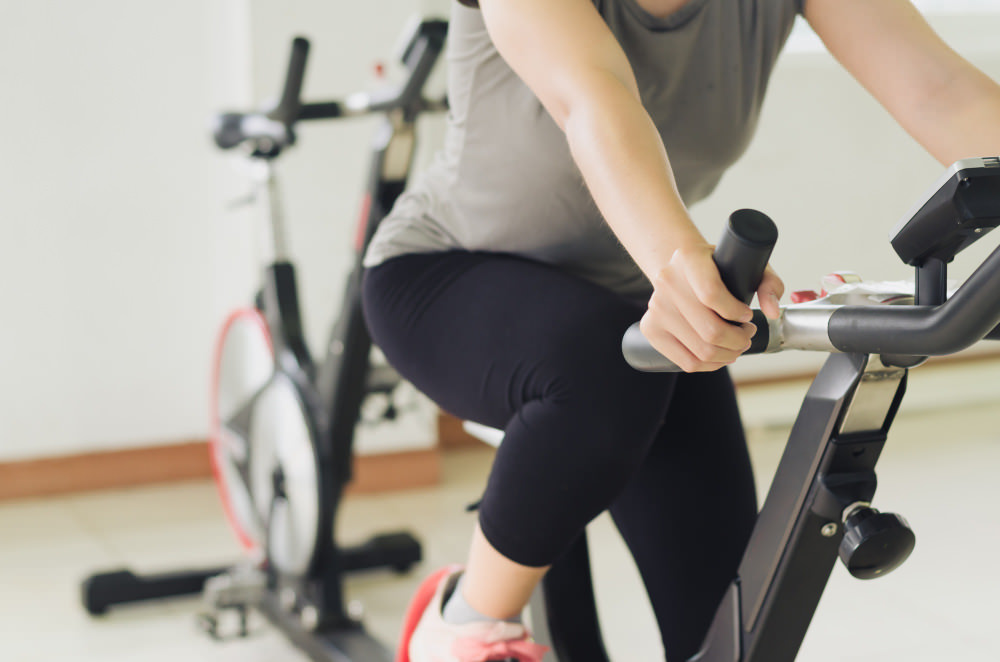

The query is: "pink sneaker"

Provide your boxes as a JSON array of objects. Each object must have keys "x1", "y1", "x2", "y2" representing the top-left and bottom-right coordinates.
[{"x1": 397, "y1": 566, "x2": 549, "y2": 662}]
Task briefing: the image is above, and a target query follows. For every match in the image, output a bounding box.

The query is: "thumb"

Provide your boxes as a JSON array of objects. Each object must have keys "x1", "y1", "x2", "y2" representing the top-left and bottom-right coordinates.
[{"x1": 757, "y1": 267, "x2": 784, "y2": 319}]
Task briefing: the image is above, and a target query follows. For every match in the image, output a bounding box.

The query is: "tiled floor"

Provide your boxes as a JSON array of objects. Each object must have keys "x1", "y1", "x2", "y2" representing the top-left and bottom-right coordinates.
[{"x1": 2, "y1": 379, "x2": 999, "y2": 661}]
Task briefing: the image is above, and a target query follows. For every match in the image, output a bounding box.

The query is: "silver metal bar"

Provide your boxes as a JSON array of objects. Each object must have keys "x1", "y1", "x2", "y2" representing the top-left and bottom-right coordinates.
[
  {"x1": 837, "y1": 355, "x2": 906, "y2": 435},
  {"x1": 769, "y1": 306, "x2": 838, "y2": 353},
  {"x1": 765, "y1": 282, "x2": 917, "y2": 354},
  {"x1": 261, "y1": 162, "x2": 290, "y2": 262}
]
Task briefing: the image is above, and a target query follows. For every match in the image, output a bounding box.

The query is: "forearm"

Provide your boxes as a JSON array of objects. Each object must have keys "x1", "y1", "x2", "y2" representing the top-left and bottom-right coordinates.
[
  {"x1": 804, "y1": 0, "x2": 1000, "y2": 167},
  {"x1": 477, "y1": 0, "x2": 770, "y2": 371},
  {"x1": 914, "y1": 66, "x2": 1000, "y2": 166},
  {"x1": 477, "y1": 0, "x2": 704, "y2": 281},
  {"x1": 562, "y1": 74, "x2": 705, "y2": 281}
]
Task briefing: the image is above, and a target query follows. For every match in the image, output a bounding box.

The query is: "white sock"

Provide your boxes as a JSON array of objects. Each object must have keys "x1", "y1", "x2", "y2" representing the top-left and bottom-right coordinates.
[{"x1": 441, "y1": 575, "x2": 523, "y2": 625}]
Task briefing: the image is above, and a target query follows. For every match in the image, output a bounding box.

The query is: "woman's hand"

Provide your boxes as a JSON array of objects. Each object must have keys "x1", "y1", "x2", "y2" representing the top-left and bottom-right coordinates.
[{"x1": 639, "y1": 244, "x2": 784, "y2": 373}]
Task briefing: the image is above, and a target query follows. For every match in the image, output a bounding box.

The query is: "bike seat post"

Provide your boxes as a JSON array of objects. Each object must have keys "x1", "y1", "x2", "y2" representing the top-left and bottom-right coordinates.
[{"x1": 258, "y1": 159, "x2": 291, "y2": 264}]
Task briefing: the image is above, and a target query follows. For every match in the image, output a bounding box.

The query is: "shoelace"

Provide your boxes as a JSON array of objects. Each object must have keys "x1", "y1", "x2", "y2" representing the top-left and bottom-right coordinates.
[{"x1": 451, "y1": 636, "x2": 550, "y2": 662}]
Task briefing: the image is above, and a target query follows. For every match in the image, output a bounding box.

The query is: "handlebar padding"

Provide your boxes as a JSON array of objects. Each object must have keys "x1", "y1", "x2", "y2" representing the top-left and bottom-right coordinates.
[
  {"x1": 622, "y1": 209, "x2": 778, "y2": 372},
  {"x1": 298, "y1": 101, "x2": 345, "y2": 121}
]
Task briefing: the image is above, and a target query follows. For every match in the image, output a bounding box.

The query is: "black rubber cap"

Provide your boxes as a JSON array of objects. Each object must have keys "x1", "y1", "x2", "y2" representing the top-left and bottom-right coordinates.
[
  {"x1": 729, "y1": 209, "x2": 780, "y2": 246},
  {"x1": 715, "y1": 209, "x2": 778, "y2": 305}
]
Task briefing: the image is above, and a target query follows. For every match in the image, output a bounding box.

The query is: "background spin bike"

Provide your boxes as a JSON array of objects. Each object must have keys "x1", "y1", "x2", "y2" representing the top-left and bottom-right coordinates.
[{"x1": 81, "y1": 18, "x2": 448, "y2": 662}]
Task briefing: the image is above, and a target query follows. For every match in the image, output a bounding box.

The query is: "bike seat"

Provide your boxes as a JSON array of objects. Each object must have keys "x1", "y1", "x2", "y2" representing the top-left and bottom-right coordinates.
[{"x1": 462, "y1": 421, "x2": 504, "y2": 448}]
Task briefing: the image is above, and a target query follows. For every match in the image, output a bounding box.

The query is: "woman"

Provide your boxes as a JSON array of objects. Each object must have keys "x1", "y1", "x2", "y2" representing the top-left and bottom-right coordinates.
[{"x1": 361, "y1": 1, "x2": 1000, "y2": 660}]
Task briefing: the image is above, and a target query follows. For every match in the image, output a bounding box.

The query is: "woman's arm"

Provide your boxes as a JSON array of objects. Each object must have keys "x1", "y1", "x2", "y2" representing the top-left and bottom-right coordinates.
[
  {"x1": 803, "y1": 0, "x2": 1000, "y2": 165},
  {"x1": 478, "y1": 0, "x2": 782, "y2": 372}
]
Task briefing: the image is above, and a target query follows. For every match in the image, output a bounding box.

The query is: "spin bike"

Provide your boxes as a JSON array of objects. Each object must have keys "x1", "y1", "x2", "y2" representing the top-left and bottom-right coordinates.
[
  {"x1": 80, "y1": 18, "x2": 448, "y2": 662},
  {"x1": 458, "y1": 158, "x2": 1000, "y2": 662}
]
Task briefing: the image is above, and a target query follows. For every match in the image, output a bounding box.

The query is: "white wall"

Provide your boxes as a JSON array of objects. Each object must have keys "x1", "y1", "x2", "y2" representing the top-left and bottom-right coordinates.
[
  {"x1": 0, "y1": 0, "x2": 451, "y2": 462},
  {"x1": 3, "y1": 2, "x2": 999, "y2": 461},
  {"x1": 0, "y1": 1, "x2": 253, "y2": 461}
]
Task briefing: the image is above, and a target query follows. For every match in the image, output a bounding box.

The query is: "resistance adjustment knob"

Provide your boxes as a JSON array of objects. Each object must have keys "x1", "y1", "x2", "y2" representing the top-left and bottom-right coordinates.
[{"x1": 838, "y1": 505, "x2": 916, "y2": 580}]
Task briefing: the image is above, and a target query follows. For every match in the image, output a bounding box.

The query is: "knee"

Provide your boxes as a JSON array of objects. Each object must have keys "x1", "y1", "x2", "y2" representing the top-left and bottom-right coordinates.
[
  {"x1": 528, "y1": 361, "x2": 676, "y2": 492},
  {"x1": 544, "y1": 333, "x2": 675, "y2": 442}
]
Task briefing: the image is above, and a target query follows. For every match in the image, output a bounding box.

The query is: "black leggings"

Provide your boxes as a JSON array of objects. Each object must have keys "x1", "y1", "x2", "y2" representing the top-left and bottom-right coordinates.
[{"x1": 362, "y1": 251, "x2": 757, "y2": 660}]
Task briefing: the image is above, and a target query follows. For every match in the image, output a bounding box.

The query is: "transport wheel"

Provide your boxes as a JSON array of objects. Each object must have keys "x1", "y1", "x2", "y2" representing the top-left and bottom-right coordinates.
[{"x1": 210, "y1": 308, "x2": 274, "y2": 553}]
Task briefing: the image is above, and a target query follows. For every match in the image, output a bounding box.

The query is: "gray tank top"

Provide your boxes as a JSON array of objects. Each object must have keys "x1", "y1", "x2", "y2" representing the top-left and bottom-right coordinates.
[{"x1": 364, "y1": 0, "x2": 803, "y2": 298}]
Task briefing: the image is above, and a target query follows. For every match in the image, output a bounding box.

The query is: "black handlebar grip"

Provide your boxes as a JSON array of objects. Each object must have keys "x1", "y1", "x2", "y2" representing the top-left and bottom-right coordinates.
[
  {"x1": 268, "y1": 36, "x2": 310, "y2": 126},
  {"x1": 714, "y1": 209, "x2": 779, "y2": 305},
  {"x1": 622, "y1": 209, "x2": 778, "y2": 372}
]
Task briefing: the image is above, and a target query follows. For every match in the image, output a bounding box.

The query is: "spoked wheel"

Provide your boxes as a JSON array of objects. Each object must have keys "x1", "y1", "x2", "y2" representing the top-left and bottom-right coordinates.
[
  {"x1": 210, "y1": 308, "x2": 274, "y2": 553},
  {"x1": 251, "y1": 372, "x2": 325, "y2": 576},
  {"x1": 210, "y1": 308, "x2": 327, "y2": 577}
]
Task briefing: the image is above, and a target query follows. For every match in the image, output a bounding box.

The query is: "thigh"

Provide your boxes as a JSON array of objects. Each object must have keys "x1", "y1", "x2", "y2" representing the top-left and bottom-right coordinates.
[
  {"x1": 365, "y1": 250, "x2": 685, "y2": 566},
  {"x1": 363, "y1": 250, "x2": 660, "y2": 429}
]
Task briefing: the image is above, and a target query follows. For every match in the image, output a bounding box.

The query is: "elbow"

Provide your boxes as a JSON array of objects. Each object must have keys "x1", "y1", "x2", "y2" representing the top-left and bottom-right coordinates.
[{"x1": 547, "y1": 67, "x2": 642, "y2": 133}]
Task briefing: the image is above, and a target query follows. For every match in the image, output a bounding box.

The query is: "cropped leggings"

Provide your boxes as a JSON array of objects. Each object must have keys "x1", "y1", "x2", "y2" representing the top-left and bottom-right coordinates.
[{"x1": 362, "y1": 250, "x2": 757, "y2": 660}]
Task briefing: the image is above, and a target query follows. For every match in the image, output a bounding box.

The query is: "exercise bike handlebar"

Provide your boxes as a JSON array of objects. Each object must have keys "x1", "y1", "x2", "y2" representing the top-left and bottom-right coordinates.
[
  {"x1": 623, "y1": 215, "x2": 1000, "y2": 373},
  {"x1": 778, "y1": 245, "x2": 1000, "y2": 356},
  {"x1": 267, "y1": 37, "x2": 310, "y2": 127},
  {"x1": 212, "y1": 20, "x2": 448, "y2": 156}
]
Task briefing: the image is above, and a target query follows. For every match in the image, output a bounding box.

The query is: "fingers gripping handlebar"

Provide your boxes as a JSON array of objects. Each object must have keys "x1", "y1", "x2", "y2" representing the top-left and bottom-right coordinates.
[
  {"x1": 623, "y1": 217, "x2": 1000, "y2": 372},
  {"x1": 625, "y1": 160, "x2": 1000, "y2": 371},
  {"x1": 622, "y1": 210, "x2": 778, "y2": 372}
]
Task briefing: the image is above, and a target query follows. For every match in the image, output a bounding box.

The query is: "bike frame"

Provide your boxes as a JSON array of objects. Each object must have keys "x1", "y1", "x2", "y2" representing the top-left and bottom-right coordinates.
[
  {"x1": 248, "y1": 18, "x2": 448, "y2": 636},
  {"x1": 693, "y1": 352, "x2": 906, "y2": 661},
  {"x1": 549, "y1": 158, "x2": 1000, "y2": 662},
  {"x1": 531, "y1": 351, "x2": 906, "y2": 662}
]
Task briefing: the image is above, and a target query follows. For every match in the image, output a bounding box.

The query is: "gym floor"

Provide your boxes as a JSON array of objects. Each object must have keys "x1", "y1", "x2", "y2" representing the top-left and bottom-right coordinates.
[{"x1": 2, "y1": 372, "x2": 999, "y2": 662}]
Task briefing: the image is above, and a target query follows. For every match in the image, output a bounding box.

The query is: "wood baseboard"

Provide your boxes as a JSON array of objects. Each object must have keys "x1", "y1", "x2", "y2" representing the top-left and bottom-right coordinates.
[
  {"x1": 350, "y1": 448, "x2": 441, "y2": 494},
  {"x1": 5, "y1": 352, "x2": 996, "y2": 503},
  {"x1": 0, "y1": 441, "x2": 441, "y2": 502}
]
